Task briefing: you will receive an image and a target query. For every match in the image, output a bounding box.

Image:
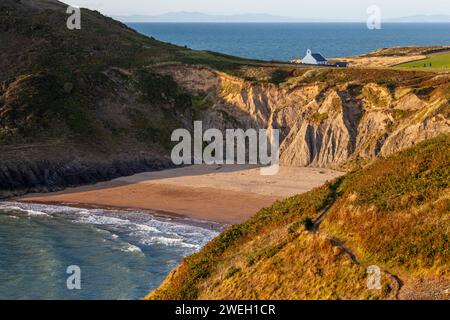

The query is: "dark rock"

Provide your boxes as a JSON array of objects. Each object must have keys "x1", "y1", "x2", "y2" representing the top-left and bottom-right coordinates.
[{"x1": 0, "y1": 157, "x2": 174, "y2": 199}]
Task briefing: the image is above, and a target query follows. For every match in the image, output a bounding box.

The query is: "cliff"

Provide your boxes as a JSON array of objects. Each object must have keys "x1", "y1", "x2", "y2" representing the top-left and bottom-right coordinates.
[{"x1": 155, "y1": 64, "x2": 449, "y2": 169}]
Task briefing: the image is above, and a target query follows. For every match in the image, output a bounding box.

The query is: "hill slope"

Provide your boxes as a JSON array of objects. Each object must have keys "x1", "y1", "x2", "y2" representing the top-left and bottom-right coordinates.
[
  {"x1": 147, "y1": 134, "x2": 449, "y2": 300},
  {"x1": 0, "y1": 0, "x2": 264, "y2": 151}
]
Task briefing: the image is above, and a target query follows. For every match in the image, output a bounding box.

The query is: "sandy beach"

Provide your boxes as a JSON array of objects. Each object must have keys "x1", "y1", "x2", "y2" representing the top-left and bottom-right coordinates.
[{"x1": 20, "y1": 165, "x2": 343, "y2": 225}]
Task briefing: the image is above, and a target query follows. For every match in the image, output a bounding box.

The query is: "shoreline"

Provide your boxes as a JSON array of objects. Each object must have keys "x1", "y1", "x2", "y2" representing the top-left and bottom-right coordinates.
[
  {"x1": 19, "y1": 165, "x2": 344, "y2": 225},
  {"x1": 16, "y1": 199, "x2": 227, "y2": 230}
]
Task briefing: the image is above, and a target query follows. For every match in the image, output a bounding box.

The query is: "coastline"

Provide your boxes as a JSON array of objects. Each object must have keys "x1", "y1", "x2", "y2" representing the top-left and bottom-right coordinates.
[{"x1": 18, "y1": 165, "x2": 344, "y2": 225}]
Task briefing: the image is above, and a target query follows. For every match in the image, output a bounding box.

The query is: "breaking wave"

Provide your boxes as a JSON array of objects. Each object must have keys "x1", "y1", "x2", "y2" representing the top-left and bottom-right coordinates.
[{"x1": 0, "y1": 201, "x2": 218, "y2": 252}]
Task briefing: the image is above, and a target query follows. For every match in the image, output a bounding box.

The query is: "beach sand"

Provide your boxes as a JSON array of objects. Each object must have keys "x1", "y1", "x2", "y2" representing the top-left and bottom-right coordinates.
[{"x1": 20, "y1": 165, "x2": 344, "y2": 225}]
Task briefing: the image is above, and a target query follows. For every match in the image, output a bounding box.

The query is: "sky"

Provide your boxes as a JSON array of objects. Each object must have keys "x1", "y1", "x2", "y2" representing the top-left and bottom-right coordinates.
[{"x1": 65, "y1": 0, "x2": 450, "y2": 20}]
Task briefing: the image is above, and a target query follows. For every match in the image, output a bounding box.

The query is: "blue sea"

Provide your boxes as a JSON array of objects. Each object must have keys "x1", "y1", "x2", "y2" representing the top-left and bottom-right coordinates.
[
  {"x1": 128, "y1": 23, "x2": 450, "y2": 61},
  {"x1": 0, "y1": 202, "x2": 218, "y2": 300}
]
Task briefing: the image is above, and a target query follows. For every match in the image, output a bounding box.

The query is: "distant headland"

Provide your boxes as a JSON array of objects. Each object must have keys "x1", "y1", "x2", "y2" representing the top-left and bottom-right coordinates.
[{"x1": 114, "y1": 12, "x2": 450, "y2": 23}]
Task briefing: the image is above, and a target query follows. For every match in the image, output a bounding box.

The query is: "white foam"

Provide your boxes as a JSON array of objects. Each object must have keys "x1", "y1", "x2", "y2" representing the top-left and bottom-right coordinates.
[
  {"x1": 0, "y1": 204, "x2": 50, "y2": 217},
  {"x1": 132, "y1": 224, "x2": 161, "y2": 234},
  {"x1": 25, "y1": 209, "x2": 50, "y2": 217},
  {"x1": 121, "y1": 244, "x2": 143, "y2": 254},
  {"x1": 141, "y1": 236, "x2": 199, "y2": 249},
  {"x1": 77, "y1": 214, "x2": 130, "y2": 226}
]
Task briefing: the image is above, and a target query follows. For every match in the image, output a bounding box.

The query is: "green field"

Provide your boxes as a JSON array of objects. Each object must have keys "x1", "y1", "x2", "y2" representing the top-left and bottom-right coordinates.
[{"x1": 396, "y1": 51, "x2": 450, "y2": 71}]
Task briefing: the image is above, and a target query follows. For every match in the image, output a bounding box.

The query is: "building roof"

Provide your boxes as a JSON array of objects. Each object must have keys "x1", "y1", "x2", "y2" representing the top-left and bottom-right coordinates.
[{"x1": 311, "y1": 53, "x2": 327, "y2": 62}]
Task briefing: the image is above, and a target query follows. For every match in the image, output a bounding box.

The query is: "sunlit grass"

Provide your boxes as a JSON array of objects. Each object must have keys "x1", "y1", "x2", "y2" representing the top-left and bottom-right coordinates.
[{"x1": 396, "y1": 52, "x2": 450, "y2": 71}]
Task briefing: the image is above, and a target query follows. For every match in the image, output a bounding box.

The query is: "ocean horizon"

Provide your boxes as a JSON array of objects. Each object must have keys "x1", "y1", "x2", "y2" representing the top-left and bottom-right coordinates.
[{"x1": 127, "y1": 22, "x2": 450, "y2": 61}]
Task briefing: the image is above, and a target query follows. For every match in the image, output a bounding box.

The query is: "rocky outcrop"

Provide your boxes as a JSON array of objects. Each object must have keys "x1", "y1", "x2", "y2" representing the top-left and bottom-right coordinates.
[
  {"x1": 0, "y1": 157, "x2": 173, "y2": 199},
  {"x1": 161, "y1": 64, "x2": 450, "y2": 169}
]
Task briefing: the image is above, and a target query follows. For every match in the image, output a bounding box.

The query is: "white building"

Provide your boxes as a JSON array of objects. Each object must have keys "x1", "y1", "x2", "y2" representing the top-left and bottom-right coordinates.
[{"x1": 302, "y1": 49, "x2": 329, "y2": 65}]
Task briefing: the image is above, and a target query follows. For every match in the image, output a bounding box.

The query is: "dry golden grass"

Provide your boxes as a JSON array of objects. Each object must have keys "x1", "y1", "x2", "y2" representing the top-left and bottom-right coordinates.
[{"x1": 196, "y1": 230, "x2": 397, "y2": 300}]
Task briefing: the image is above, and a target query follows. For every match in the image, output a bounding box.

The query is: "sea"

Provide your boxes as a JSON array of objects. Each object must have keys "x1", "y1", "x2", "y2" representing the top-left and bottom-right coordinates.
[
  {"x1": 0, "y1": 202, "x2": 219, "y2": 299},
  {"x1": 128, "y1": 23, "x2": 450, "y2": 61}
]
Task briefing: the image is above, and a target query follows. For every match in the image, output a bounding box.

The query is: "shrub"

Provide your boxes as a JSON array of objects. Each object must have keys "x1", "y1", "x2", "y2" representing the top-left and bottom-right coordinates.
[{"x1": 226, "y1": 266, "x2": 241, "y2": 279}]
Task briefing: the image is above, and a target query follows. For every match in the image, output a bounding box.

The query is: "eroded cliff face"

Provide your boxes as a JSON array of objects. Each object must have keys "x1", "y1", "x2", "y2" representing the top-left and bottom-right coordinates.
[{"x1": 157, "y1": 64, "x2": 450, "y2": 169}]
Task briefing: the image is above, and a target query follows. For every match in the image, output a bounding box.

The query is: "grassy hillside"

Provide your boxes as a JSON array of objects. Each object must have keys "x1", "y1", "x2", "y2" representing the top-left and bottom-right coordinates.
[
  {"x1": 147, "y1": 134, "x2": 450, "y2": 300},
  {"x1": 363, "y1": 46, "x2": 450, "y2": 57},
  {"x1": 0, "y1": 0, "x2": 269, "y2": 157},
  {"x1": 397, "y1": 52, "x2": 450, "y2": 71},
  {"x1": 336, "y1": 46, "x2": 450, "y2": 68}
]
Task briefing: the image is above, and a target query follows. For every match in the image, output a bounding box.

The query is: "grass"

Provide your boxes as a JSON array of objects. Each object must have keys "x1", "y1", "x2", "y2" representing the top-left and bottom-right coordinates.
[
  {"x1": 175, "y1": 50, "x2": 272, "y2": 75},
  {"x1": 323, "y1": 135, "x2": 450, "y2": 275},
  {"x1": 396, "y1": 52, "x2": 450, "y2": 71},
  {"x1": 311, "y1": 111, "x2": 329, "y2": 124},
  {"x1": 147, "y1": 134, "x2": 449, "y2": 300}
]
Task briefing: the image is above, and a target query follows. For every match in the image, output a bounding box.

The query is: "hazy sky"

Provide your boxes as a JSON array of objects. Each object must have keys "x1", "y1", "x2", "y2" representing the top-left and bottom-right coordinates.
[{"x1": 65, "y1": 0, "x2": 450, "y2": 19}]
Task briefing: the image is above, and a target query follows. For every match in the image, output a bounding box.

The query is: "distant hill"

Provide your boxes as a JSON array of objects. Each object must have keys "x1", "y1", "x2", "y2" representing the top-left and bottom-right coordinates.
[
  {"x1": 114, "y1": 12, "x2": 300, "y2": 23},
  {"x1": 114, "y1": 11, "x2": 450, "y2": 23},
  {"x1": 387, "y1": 15, "x2": 450, "y2": 23}
]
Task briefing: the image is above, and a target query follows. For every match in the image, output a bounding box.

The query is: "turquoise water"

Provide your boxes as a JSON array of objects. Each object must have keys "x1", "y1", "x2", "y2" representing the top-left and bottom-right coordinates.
[
  {"x1": 0, "y1": 202, "x2": 218, "y2": 300},
  {"x1": 128, "y1": 23, "x2": 450, "y2": 61}
]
